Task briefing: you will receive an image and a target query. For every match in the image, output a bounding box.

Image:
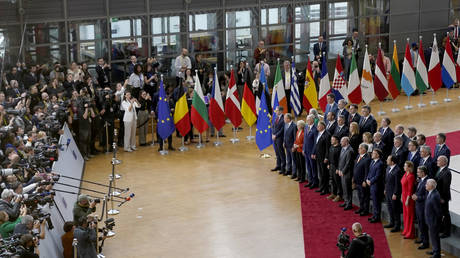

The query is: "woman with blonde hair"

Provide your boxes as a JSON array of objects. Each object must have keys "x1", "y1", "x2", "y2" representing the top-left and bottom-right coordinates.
[
  {"x1": 362, "y1": 132, "x2": 374, "y2": 153},
  {"x1": 349, "y1": 122, "x2": 360, "y2": 156}
]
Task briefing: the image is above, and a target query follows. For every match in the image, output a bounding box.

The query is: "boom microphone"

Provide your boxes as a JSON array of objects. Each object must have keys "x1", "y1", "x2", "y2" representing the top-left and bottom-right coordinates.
[{"x1": 117, "y1": 193, "x2": 135, "y2": 207}]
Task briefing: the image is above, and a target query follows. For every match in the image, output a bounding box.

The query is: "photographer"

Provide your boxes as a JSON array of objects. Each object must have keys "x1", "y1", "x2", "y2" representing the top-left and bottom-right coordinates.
[
  {"x1": 18, "y1": 233, "x2": 40, "y2": 258},
  {"x1": 13, "y1": 215, "x2": 46, "y2": 240},
  {"x1": 73, "y1": 194, "x2": 97, "y2": 225},
  {"x1": 99, "y1": 87, "x2": 116, "y2": 152},
  {"x1": 342, "y1": 222, "x2": 374, "y2": 258},
  {"x1": 73, "y1": 216, "x2": 98, "y2": 258},
  {"x1": 0, "y1": 206, "x2": 27, "y2": 238},
  {"x1": 0, "y1": 189, "x2": 22, "y2": 222},
  {"x1": 78, "y1": 89, "x2": 96, "y2": 160},
  {"x1": 137, "y1": 90, "x2": 153, "y2": 146}
]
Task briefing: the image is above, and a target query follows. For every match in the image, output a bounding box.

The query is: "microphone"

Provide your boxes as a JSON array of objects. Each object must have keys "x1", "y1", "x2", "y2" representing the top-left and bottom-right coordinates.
[{"x1": 117, "y1": 193, "x2": 135, "y2": 207}]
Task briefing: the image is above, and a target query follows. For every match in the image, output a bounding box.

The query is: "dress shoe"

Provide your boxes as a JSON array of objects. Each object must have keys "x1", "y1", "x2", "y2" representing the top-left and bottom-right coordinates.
[
  {"x1": 168, "y1": 146, "x2": 176, "y2": 151},
  {"x1": 439, "y1": 233, "x2": 450, "y2": 238},
  {"x1": 285, "y1": 171, "x2": 292, "y2": 175},
  {"x1": 291, "y1": 175, "x2": 297, "y2": 179},
  {"x1": 271, "y1": 167, "x2": 281, "y2": 171},
  {"x1": 344, "y1": 206, "x2": 353, "y2": 211},
  {"x1": 279, "y1": 171, "x2": 285, "y2": 175},
  {"x1": 333, "y1": 196, "x2": 343, "y2": 202},
  {"x1": 360, "y1": 211, "x2": 370, "y2": 216},
  {"x1": 295, "y1": 178, "x2": 301, "y2": 182},
  {"x1": 383, "y1": 224, "x2": 395, "y2": 229},
  {"x1": 327, "y1": 194, "x2": 336, "y2": 200},
  {"x1": 304, "y1": 184, "x2": 310, "y2": 187},
  {"x1": 354, "y1": 209, "x2": 362, "y2": 214},
  {"x1": 305, "y1": 182, "x2": 312, "y2": 187},
  {"x1": 315, "y1": 189, "x2": 322, "y2": 193},
  {"x1": 309, "y1": 184, "x2": 318, "y2": 189},
  {"x1": 370, "y1": 218, "x2": 380, "y2": 223},
  {"x1": 426, "y1": 251, "x2": 434, "y2": 255},
  {"x1": 320, "y1": 192, "x2": 327, "y2": 196},
  {"x1": 414, "y1": 239, "x2": 423, "y2": 244},
  {"x1": 339, "y1": 203, "x2": 346, "y2": 207},
  {"x1": 390, "y1": 228, "x2": 400, "y2": 233},
  {"x1": 417, "y1": 244, "x2": 429, "y2": 250}
]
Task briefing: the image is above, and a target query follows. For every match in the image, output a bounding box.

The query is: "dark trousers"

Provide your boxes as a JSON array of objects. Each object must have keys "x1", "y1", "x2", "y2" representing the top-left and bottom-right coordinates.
[
  {"x1": 370, "y1": 185, "x2": 381, "y2": 219},
  {"x1": 441, "y1": 202, "x2": 451, "y2": 235},
  {"x1": 341, "y1": 173, "x2": 353, "y2": 207},
  {"x1": 416, "y1": 202, "x2": 429, "y2": 245},
  {"x1": 285, "y1": 89, "x2": 291, "y2": 114},
  {"x1": 274, "y1": 139, "x2": 286, "y2": 172},
  {"x1": 428, "y1": 223, "x2": 441, "y2": 256},
  {"x1": 305, "y1": 155, "x2": 317, "y2": 185},
  {"x1": 329, "y1": 167, "x2": 339, "y2": 195},
  {"x1": 356, "y1": 184, "x2": 370, "y2": 212},
  {"x1": 294, "y1": 151, "x2": 305, "y2": 180},
  {"x1": 79, "y1": 127, "x2": 91, "y2": 158},
  {"x1": 386, "y1": 194, "x2": 401, "y2": 228},
  {"x1": 285, "y1": 147, "x2": 294, "y2": 173},
  {"x1": 90, "y1": 116, "x2": 101, "y2": 153},
  {"x1": 117, "y1": 113, "x2": 125, "y2": 146},
  {"x1": 317, "y1": 160, "x2": 329, "y2": 192},
  {"x1": 158, "y1": 134, "x2": 172, "y2": 149}
]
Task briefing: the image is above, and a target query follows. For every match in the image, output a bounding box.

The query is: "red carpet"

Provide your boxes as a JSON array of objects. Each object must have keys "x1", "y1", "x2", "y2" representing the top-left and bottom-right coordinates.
[
  {"x1": 300, "y1": 184, "x2": 392, "y2": 258},
  {"x1": 426, "y1": 130, "x2": 460, "y2": 156}
]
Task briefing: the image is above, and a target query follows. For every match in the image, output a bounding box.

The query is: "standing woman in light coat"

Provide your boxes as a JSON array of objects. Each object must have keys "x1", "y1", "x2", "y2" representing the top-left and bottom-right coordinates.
[{"x1": 122, "y1": 91, "x2": 140, "y2": 152}]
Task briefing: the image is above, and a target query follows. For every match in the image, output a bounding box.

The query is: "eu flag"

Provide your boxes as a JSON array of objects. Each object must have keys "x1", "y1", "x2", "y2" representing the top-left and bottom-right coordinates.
[
  {"x1": 157, "y1": 79, "x2": 175, "y2": 140},
  {"x1": 255, "y1": 87, "x2": 273, "y2": 151},
  {"x1": 259, "y1": 63, "x2": 269, "y2": 93}
]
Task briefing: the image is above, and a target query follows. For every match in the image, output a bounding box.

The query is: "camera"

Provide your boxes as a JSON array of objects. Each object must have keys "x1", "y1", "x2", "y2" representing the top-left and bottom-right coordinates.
[
  {"x1": 0, "y1": 168, "x2": 21, "y2": 176},
  {"x1": 337, "y1": 227, "x2": 350, "y2": 257},
  {"x1": 92, "y1": 198, "x2": 101, "y2": 204}
]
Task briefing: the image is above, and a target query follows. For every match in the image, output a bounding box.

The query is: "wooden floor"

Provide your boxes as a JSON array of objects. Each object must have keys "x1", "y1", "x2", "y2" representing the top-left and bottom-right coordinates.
[{"x1": 82, "y1": 88, "x2": 460, "y2": 258}]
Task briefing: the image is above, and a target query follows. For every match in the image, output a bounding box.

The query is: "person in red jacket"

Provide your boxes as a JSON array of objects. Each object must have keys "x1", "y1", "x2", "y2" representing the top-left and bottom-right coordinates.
[{"x1": 401, "y1": 161, "x2": 416, "y2": 239}]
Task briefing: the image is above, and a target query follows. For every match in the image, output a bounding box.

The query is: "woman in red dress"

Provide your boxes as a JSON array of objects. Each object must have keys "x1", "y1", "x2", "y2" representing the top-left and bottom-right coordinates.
[{"x1": 401, "y1": 161, "x2": 416, "y2": 239}]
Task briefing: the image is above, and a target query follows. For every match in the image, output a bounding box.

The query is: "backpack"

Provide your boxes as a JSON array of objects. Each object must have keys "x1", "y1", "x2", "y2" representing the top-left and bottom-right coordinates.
[{"x1": 355, "y1": 233, "x2": 374, "y2": 258}]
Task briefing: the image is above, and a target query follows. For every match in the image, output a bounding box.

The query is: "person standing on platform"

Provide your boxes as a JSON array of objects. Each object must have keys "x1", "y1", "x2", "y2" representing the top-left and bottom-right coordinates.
[
  {"x1": 313, "y1": 35, "x2": 328, "y2": 63},
  {"x1": 281, "y1": 60, "x2": 292, "y2": 113},
  {"x1": 366, "y1": 148, "x2": 384, "y2": 223},
  {"x1": 348, "y1": 104, "x2": 361, "y2": 125},
  {"x1": 128, "y1": 64, "x2": 144, "y2": 99},
  {"x1": 412, "y1": 166, "x2": 430, "y2": 250},
  {"x1": 324, "y1": 93, "x2": 338, "y2": 126},
  {"x1": 353, "y1": 144, "x2": 371, "y2": 215},
  {"x1": 303, "y1": 114, "x2": 318, "y2": 188},
  {"x1": 425, "y1": 179, "x2": 442, "y2": 258},
  {"x1": 271, "y1": 106, "x2": 286, "y2": 174},
  {"x1": 137, "y1": 90, "x2": 153, "y2": 146},
  {"x1": 283, "y1": 113, "x2": 297, "y2": 177},
  {"x1": 383, "y1": 155, "x2": 402, "y2": 232},
  {"x1": 292, "y1": 120, "x2": 306, "y2": 182},
  {"x1": 327, "y1": 135, "x2": 342, "y2": 201},
  {"x1": 394, "y1": 124, "x2": 409, "y2": 148},
  {"x1": 391, "y1": 136, "x2": 408, "y2": 171},
  {"x1": 334, "y1": 115, "x2": 349, "y2": 141},
  {"x1": 336, "y1": 100, "x2": 349, "y2": 125},
  {"x1": 401, "y1": 161, "x2": 416, "y2": 239},
  {"x1": 435, "y1": 155, "x2": 452, "y2": 238},
  {"x1": 325, "y1": 112, "x2": 337, "y2": 137},
  {"x1": 378, "y1": 117, "x2": 394, "y2": 159},
  {"x1": 337, "y1": 137, "x2": 354, "y2": 210},
  {"x1": 313, "y1": 121, "x2": 331, "y2": 195},
  {"x1": 254, "y1": 41, "x2": 267, "y2": 65},
  {"x1": 175, "y1": 48, "x2": 192, "y2": 87},
  {"x1": 349, "y1": 122, "x2": 361, "y2": 157},
  {"x1": 407, "y1": 140, "x2": 421, "y2": 165}
]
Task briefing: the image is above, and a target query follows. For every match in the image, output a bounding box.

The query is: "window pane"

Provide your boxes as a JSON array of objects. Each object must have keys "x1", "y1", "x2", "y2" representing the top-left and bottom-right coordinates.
[
  {"x1": 226, "y1": 10, "x2": 251, "y2": 28},
  {"x1": 26, "y1": 22, "x2": 65, "y2": 45},
  {"x1": 268, "y1": 8, "x2": 278, "y2": 24},
  {"x1": 295, "y1": 4, "x2": 320, "y2": 22},
  {"x1": 189, "y1": 32, "x2": 218, "y2": 52},
  {"x1": 152, "y1": 17, "x2": 162, "y2": 34},
  {"x1": 328, "y1": 37, "x2": 346, "y2": 59},
  {"x1": 261, "y1": 9, "x2": 266, "y2": 25},
  {"x1": 329, "y1": 19, "x2": 349, "y2": 35},
  {"x1": 79, "y1": 25, "x2": 95, "y2": 41},
  {"x1": 170, "y1": 16, "x2": 180, "y2": 33},
  {"x1": 69, "y1": 20, "x2": 107, "y2": 42},
  {"x1": 69, "y1": 40, "x2": 109, "y2": 64},
  {"x1": 329, "y1": 2, "x2": 349, "y2": 19},
  {"x1": 190, "y1": 13, "x2": 217, "y2": 31},
  {"x1": 261, "y1": 25, "x2": 292, "y2": 45},
  {"x1": 152, "y1": 35, "x2": 182, "y2": 56},
  {"x1": 111, "y1": 17, "x2": 144, "y2": 38},
  {"x1": 26, "y1": 44, "x2": 66, "y2": 64},
  {"x1": 111, "y1": 38, "x2": 148, "y2": 60}
]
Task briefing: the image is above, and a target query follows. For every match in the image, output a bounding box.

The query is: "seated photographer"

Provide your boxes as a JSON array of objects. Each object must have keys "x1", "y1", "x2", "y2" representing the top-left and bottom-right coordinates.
[
  {"x1": 73, "y1": 216, "x2": 98, "y2": 258},
  {"x1": 0, "y1": 189, "x2": 23, "y2": 221},
  {"x1": 18, "y1": 233, "x2": 40, "y2": 258},
  {"x1": 0, "y1": 205, "x2": 27, "y2": 238},
  {"x1": 342, "y1": 222, "x2": 374, "y2": 258},
  {"x1": 13, "y1": 214, "x2": 46, "y2": 240},
  {"x1": 73, "y1": 194, "x2": 97, "y2": 224}
]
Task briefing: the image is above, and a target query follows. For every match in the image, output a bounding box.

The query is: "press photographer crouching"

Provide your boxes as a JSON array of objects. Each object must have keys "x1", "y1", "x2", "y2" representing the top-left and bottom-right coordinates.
[
  {"x1": 340, "y1": 222, "x2": 374, "y2": 258},
  {"x1": 73, "y1": 194, "x2": 98, "y2": 224}
]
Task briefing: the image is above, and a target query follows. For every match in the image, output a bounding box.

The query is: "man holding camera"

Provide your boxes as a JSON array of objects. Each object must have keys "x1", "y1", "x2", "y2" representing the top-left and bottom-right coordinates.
[
  {"x1": 73, "y1": 216, "x2": 98, "y2": 258},
  {"x1": 13, "y1": 215, "x2": 46, "y2": 240},
  {"x1": 78, "y1": 92, "x2": 96, "y2": 160},
  {"x1": 342, "y1": 222, "x2": 374, "y2": 258},
  {"x1": 99, "y1": 87, "x2": 116, "y2": 152},
  {"x1": 0, "y1": 189, "x2": 22, "y2": 222},
  {"x1": 73, "y1": 195, "x2": 97, "y2": 225}
]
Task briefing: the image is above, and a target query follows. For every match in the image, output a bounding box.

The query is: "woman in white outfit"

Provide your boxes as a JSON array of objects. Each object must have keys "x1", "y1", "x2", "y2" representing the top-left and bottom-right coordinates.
[{"x1": 122, "y1": 91, "x2": 141, "y2": 152}]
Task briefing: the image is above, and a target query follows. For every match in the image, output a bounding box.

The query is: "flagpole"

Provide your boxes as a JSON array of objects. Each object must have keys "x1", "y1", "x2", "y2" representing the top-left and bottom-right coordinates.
[
  {"x1": 391, "y1": 98, "x2": 400, "y2": 112},
  {"x1": 179, "y1": 136, "x2": 188, "y2": 152},
  {"x1": 159, "y1": 140, "x2": 168, "y2": 155},
  {"x1": 197, "y1": 133, "x2": 204, "y2": 149},
  {"x1": 430, "y1": 89, "x2": 438, "y2": 105},
  {"x1": 444, "y1": 88, "x2": 452, "y2": 102},
  {"x1": 230, "y1": 126, "x2": 240, "y2": 144},
  {"x1": 150, "y1": 116, "x2": 155, "y2": 146},
  {"x1": 247, "y1": 124, "x2": 255, "y2": 141},
  {"x1": 404, "y1": 95, "x2": 413, "y2": 110},
  {"x1": 214, "y1": 131, "x2": 222, "y2": 146},
  {"x1": 418, "y1": 92, "x2": 426, "y2": 108}
]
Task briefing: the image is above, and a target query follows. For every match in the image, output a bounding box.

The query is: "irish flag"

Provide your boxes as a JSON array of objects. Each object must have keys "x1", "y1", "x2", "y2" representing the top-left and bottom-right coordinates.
[
  {"x1": 347, "y1": 50, "x2": 362, "y2": 104},
  {"x1": 428, "y1": 34, "x2": 442, "y2": 92},
  {"x1": 191, "y1": 73, "x2": 209, "y2": 133},
  {"x1": 272, "y1": 60, "x2": 287, "y2": 112}
]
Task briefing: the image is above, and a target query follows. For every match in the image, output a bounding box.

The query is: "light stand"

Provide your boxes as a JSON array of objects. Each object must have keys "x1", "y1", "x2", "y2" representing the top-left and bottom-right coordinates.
[
  {"x1": 159, "y1": 140, "x2": 169, "y2": 155},
  {"x1": 196, "y1": 133, "x2": 205, "y2": 149},
  {"x1": 230, "y1": 126, "x2": 240, "y2": 143},
  {"x1": 246, "y1": 125, "x2": 255, "y2": 141},
  {"x1": 179, "y1": 136, "x2": 188, "y2": 151}
]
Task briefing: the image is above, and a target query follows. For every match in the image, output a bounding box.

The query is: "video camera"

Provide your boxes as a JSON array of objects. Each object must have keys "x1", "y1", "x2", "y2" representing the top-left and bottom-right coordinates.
[{"x1": 337, "y1": 227, "x2": 350, "y2": 257}]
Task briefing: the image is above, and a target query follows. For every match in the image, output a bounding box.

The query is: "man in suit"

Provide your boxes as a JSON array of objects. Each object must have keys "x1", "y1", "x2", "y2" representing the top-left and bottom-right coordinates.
[
  {"x1": 281, "y1": 60, "x2": 292, "y2": 113},
  {"x1": 391, "y1": 136, "x2": 408, "y2": 171},
  {"x1": 312, "y1": 61, "x2": 321, "y2": 90},
  {"x1": 313, "y1": 121, "x2": 331, "y2": 195},
  {"x1": 334, "y1": 115, "x2": 349, "y2": 140},
  {"x1": 434, "y1": 133, "x2": 451, "y2": 166},
  {"x1": 435, "y1": 156, "x2": 452, "y2": 238},
  {"x1": 353, "y1": 144, "x2": 371, "y2": 216},
  {"x1": 419, "y1": 146, "x2": 435, "y2": 178},
  {"x1": 313, "y1": 35, "x2": 328, "y2": 63},
  {"x1": 324, "y1": 93, "x2": 338, "y2": 126},
  {"x1": 283, "y1": 113, "x2": 297, "y2": 176},
  {"x1": 325, "y1": 112, "x2": 337, "y2": 136},
  {"x1": 394, "y1": 124, "x2": 409, "y2": 148},
  {"x1": 359, "y1": 105, "x2": 377, "y2": 135},
  {"x1": 372, "y1": 132, "x2": 385, "y2": 158},
  {"x1": 337, "y1": 137, "x2": 355, "y2": 210},
  {"x1": 303, "y1": 114, "x2": 319, "y2": 188},
  {"x1": 366, "y1": 149, "x2": 384, "y2": 223},
  {"x1": 407, "y1": 126, "x2": 418, "y2": 142},
  {"x1": 378, "y1": 117, "x2": 395, "y2": 159},
  {"x1": 336, "y1": 99, "x2": 349, "y2": 125},
  {"x1": 383, "y1": 155, "x2": 402, "y2": 232},
  {"x1": 425, "y1": 179, "x2": 442, "y2": 258},
  {"x1": 417, "y1": 134, "x2": 427, "y2": 148},
  {"x1": 96, "y1": 58, "x2": 111, "y2": 88},
  {"x1": 327, "y1": 135, "x2": 342, "y2": 201},
  {"x1": 271, "y1": 106, "x2": 286, "y2": 174},
  {"x1": 412, "y1": 166, "x2": 430, "y2": 250},
  {"x1": 343, "y1": 28, "x2": 361, "y2": 59},
  {"x1": 348, "y1": 104, "x2": 361, "y2": 125},
  {"x1": 407, "y1": 140, "x2": 421, "y2": 165}
]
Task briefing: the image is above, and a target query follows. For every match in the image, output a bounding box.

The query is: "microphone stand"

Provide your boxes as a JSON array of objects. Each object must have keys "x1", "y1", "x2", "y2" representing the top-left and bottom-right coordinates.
[
  {"x1": 56, "y1": 174, "x2": 127, "y2": 192},
  {"x1": 53, "y1": 189, "x2": 122, "y2": 203},
  {"x1": 53, "y1": 182, "x2": 125, "y2": 200},
  {"x1": 108, "y1": 130, "x2": 120, "y2": 215}
]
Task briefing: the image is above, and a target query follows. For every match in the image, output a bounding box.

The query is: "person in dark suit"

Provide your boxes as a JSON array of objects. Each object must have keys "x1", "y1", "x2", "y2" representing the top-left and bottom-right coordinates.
[
  {"x1": 327, "y1": 135, "x2": 342, "y2": 201},
  {"x1": 434, "y1": 133, "x2": 451, "y2": 166},
  {"x1": 419, "y1": 146, "x2": 435, "y2": 178},
  {"x1": 412, "y1": 166, "x2": 430, "y2": 250},
  {"x1": 283, "y1": 113, "x2": 297, "y2": 176},
  {"x1": 358, "y1": 105, "x2": 377, "y2": 135},
  {"x1": 407, "y1": 140, "x2": 421, "y2": 165},
  {"x1": 378, "y1": 117, "x2": 394, "y2": 159},
  {"x1": 344, "y1": 223, "x2": 374, "y2": 258},
  {"x1": 391, "y1": 136, "x2": 408, "y2": 171},
  {"x1": 353, "y1": 144, "x2": 371, "y2": 216},
  {"x1": 416, "y1": 134, "x2": 426, "y2": 149},
  {"x1": 366, "y1": 148, "x2": 384, "y2": 223},
  {"x1": 343, "y1": 28, "x2": 361, "y2": 60},
  {"x1": 325, "y1": 112, "x2": 337, "y2": 136},
  {"x1": 372, "y1": 132, "x2": 386, "y2": 158},
  {"x1": 313, "y1": 35, "x2": 328, "y2": 63},
  {"x1": 424, "y1": 179, "x2": 442, "y2": 258},
  {"x1": 324, "y1": 93, "x2": 338, "y2": 126},
  {"x1": 338, "y1": 137, "x2": 355, "y2": 210},
  {"x1": 271, "y1": 106, "x2": 286, "y2": 174},
  {"x1": 394, "y1": 124, "x2": 409, "y2": 149},
  {"x1": 311, "y1": 61, "x2": 321, "y2": 91},
  {"x1": 96, "y1": 58, "x2": 111, "y2": 88},
  {"x1": 383, "y1": 155, "x2": 402, "y2": 232},
  {"x1": 348, "y1": 104, "x2": 361, "y2": 125},
  {"x1": 336, "y1": 100, "x2": 349, "y2": 125},
  {"x1": 304, "y1": 115, "x2": 319, "y2": 188},
  {"x1": 334, "y1": 115, "x2": 349, "y2": 140},
  {"x1": 313, "y1": 121, "x2": 331, "y2": 195},
  {"x1": 281, "y1": 60, "x2": 292, "y2": 113},
  {"x1": 435, "y1": 156, "x2": 452, "y2": 238}
]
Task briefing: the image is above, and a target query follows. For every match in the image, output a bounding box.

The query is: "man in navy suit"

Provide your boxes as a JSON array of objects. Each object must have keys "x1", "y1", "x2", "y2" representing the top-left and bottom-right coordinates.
[
  {"x1": 419, "y1": 146, "x2": 435, "y2": 178},
  {"x1": 378, "y1": 117, "x2": 394, "y2": 159},
  {"x1": 336, "y1": 99, "x2": 349, "y2": 125},
  {"x1": 324, "y1": 93, "x2": 338, "y2": 126},
  {"x1": 271, "y1": 106, "x2": 286, "y2": 174},
  {"x1": 313, "y1": 35, "x2": 327, "y2": 62},
  {"x1": 434, "y1": 133, "x2": 451, "y2": 166},
  {"x1": 391, "y1": 136, "x2": 408, "y2": 171},
  {"x1": 407, "y1": 140, "x2": 421, "y2": 166},
  {"x1": 372, "y1": 132, "x2": 385, "y2": 158},
  {"x1": 334, "y1": 115, "x2": 349, "y2": 140},
  {"x1": 425, "y1": 179, "x2": 442, "y2": 258},
  {"x1": 412, "y1": 166, "x2": 430, "y2": 250},
  {"x1": 313, "y1": 121, "x2": 331, "y2": 195},
  {"x1": 435, "y1": 156, "x2": 452, "y2": 238},
  {"x1": 338, "y1": 137, "x2": 355, "y2": 210},
  {"x1": 283, "y1": 113, "x2": 297, "y2": 176},
  {"x1": 325, "y1": 112, "x2": 337, "y2": 136},
  {"x1": 359, "y1": 105, "x2": 377, "y2": 135},
  {"x1": 353, "y1": 144, "x2": 371, "y2": 216},
  {"x1": 383, "y1": 155, "x2": 402, "y2": 232},
  {"x1": 394, "y1": 124, "x2": 409, "y2": 148},
  {"x1": 303, "y1": 114, "x2": 318, "y2": 188},
  {"x1": 348, "y1": 104, "x2": 361, "y2": 125},
  {"x1": 366, "y1": 148, "x2": 384, "y2": 223}
]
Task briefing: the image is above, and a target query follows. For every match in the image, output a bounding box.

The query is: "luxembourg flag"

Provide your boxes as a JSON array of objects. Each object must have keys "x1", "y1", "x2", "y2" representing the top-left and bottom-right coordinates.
[
  {"x1": 442, "y1": 35, "x2": 457, "y2": 88},
  {"x1": 401, "y1": 40, "x2": 416, "y2": 96},
  {"x1": 318, "y1": 55, "x2": 332, "y2": 112}
]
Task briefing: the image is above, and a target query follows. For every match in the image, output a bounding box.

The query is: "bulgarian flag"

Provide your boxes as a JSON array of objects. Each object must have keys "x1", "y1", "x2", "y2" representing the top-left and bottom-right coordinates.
[
  {"x1": 173, "y1": 90, "x2": 191, "y2": 137},
  {"x1": 388, "y1": 41, "x2": 401, "y2": 99},
  {"x1": 191, "y1": 73, "x2": 209, "y2": 133}
]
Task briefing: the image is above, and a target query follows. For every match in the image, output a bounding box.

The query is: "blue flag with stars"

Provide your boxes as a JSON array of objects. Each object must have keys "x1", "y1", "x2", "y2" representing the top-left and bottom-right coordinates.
[
  {"x1": 157, "y1": 79, "x2": 175, "y2": 140},
  {"x1": 255, "y1": 88, "x2": 273, "y2": 151}
]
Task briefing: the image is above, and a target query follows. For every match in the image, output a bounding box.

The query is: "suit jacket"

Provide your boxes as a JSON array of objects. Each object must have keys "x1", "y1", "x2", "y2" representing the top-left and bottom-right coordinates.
[
  {"x1": 96, "y1": 65, "x2": 111, "y2": 87},
  {"x1": 334, "y1": 125, "x2": 349, "y2": 140},
  {"x1": 373, "y1": 142, "x2": 385, "y2": 155},
  {"x1": 434, "y1": 144, "x2": 451, "y2": 164},
  {"x1": 425, "y1": 189, "x2": 442, "y2": 228},
  {"x1": 281, "y1": 70, "x2": 293, "y2": 90},
  {"x1": 415, "y1": 176, "x2": 429, "y2": 205},
  {"x1": 284, "y1": 122, "x2": 297, "y2": 149},
  {"x1": 336, "y1": 108, "x2": 349, "y2": 124},
  {"x1": 391, "y1": 146, "x2": 408, "y2": 171},
  {"x1": 348, "y1": 112, "x2": 361, "y2": 125},
  {"x1": 328, "y1": 145, "x2": 342, "y2": 172},
  {"x1": 418, "y1": 156, "x2": 435, "y2": 178},
  {"x1": 435, "y1": 167, "x2": 452, "y2": 201},
  {"x1": 338, "y1": 146, "x2": 354, "y2": 175},
  {"x1": 324, "y1": 102, "x2": 338, "y2": 125},
  {"x1": 397, "y1": 133, "x2": 410, "y2": 149},
  {"x1": 294, "y1": 130, "x2": 304, "y2": 153},
  {"x1": 353, "y1": 153, "x2": 371, "y2": 184},
  {"x1": 303, "y1": 124, "x2": 318, "y2": 155},
  {"x1": 313, "y1": 130, "x2": 330, "y2": 161},
  {"x1": 326, "y1": 121, "x2": 337, "y2": 136},
  {"x1": 272, "y1": 114, "x2": 285, "y2": 141},
  {"x1": 385, "y1": 165, "x2": 402, "y2": 197},
  {"x1": 367, "y1": 159, "x2": 384, "y2": 186},
  {"x1": 378, "y1": 127, "x2": 395, "y2": 158},
  {"x1": 359, "y1": 115, "x2": 377, "y2": 135},
  {"x1": 407, "y1": 151, "x2": 421, "y2": 166},
  {"x1": 313, "y1": 42, "x2": 328, "y2": 59},
  {"x1": 73, "y1": 226, "x2": 98, "y2": 258}
]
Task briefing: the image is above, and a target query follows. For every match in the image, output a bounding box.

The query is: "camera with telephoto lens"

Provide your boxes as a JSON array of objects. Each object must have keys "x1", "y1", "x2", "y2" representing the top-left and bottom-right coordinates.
[
  {"x1": 30, "y1": 208, "x2": 53, "y2": 230},
  {"x1": 337, "y1": 227, "x2": 350, "y2": 257},
  {"x1": 0, "y1": 168, "x2": 21, "y2": 177},
  {"x1": 0, "y1": 233, "x2": 23, "y2": 256}
]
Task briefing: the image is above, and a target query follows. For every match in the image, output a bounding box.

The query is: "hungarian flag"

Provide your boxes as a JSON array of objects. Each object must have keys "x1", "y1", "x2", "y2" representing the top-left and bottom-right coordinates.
[
  {"x1": 173, "y1": 90, "x2": 191, "y2": 137},
  {"x1": 241, "y1": 82, "x2": 257, "y2": 127},
  {"x1": 191, "y1": 73, "x2": 209, "y2": 133},
  {"x1": 318, "y1": 55, "x2": 331, "y2": 112},
  {"x1": 347, "y1": 50, "x2": 362, "y2": 104},
  {"x1": 374, "y1": 47, "x2": 389, "y2": 101},
  {"x1": 303, "y1": 57, "x2": 318, "y2": 111},
  {"x1": 225, "y1": 68, "x2": 242, "y2": 128},
  {"x1": 428, "y1": 35, "x2": 442, "y2": 92},
  {"x1": 415, "y1": 38, "x2": 428, "y2": 94},
  {"x1": 209, "y1": 68, "x2": 226, "y2": 131},
  {"x1": 361, "y1": 47, "x2": 375, "y2": 104},
  {"x1": 401, "y1": 41, "x2": 416, "y2": 96},
  {"x1": 272, "y1": 60, "x2": 287, "y2": 112},
  {"x1": 442, "y1": 36, "x2": 457, "y2": 88},
  {"x1": 332, "y1": 54, "x2": 348, "y2": 101},
  {"x1": 388, "y1": 41, "x2": 401, "y2": 99}
]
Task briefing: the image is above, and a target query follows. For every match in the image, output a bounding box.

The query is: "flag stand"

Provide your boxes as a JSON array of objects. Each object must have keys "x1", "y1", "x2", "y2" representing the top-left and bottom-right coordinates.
[
  {"x1": 246, "y1": 125, "x2": 255, "y2": 141},
  {"x1": 391, "y1": 99, "x2": 400, "y2": 112},
  {"x1": 377, "y1": 102, "x2": 386, "y2": 116},
  {"x1": 159, "y1": 140, "x2": 169, "y2": 155},
  {"x1": 259, "y1": 153, "x2": 272, "y2": 159},
  {"x1": 404, "y1": 95, "x2": 413, "y2": 110},
  {"x1": 430, "y1": 89, "x2": 438, "y2": 105},
  {"x1": 214, "y1": 132, "x2": 222, "y2": 146},
  {"x1": 444, "y1": 88, "x2": 452, "y2": 102},
  {"x1": 196, "y1": 134, "x2": 204, "y2": 149},
  {"x1": 230, "y1": 126, "x2": 240, "y2": 144},
  {"x1": 417, "y1": 92, "x2": 426, "y2": 108},
  {"x1": 179, "y1": 137, "x2": 188, "y2": 152},
  {"x1": 150, "y1": 116, "x2": 155, "y2": 146}
]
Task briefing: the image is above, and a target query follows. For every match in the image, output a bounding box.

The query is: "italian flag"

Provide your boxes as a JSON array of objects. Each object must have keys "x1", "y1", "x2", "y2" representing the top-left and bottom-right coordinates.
[
  {"x1": 347, "y1": 51, "x2": 362, "y2": 104},
  {"x1": 191, "y1": 74, "x2": 209, "y2": 133}
]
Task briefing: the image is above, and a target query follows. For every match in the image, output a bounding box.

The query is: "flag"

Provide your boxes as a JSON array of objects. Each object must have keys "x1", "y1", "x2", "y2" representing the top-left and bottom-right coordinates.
[
  {"x1": 388, "y1": 41, "x2": 401, "y2": 98},
  {"x1": 415, "y1": 38, "x2": 428, "y2": 94},
  {"x1": 374, "y1": 47, "x2": 389, "y2": 101},
  {"x1": 332, "y1": 54, "x2": 348, "y2": 101},
  {"x1": 225, "y1": 68, "x2": 242, "y2": 127},
  {"x1": 428, "y1": 35, "x2": 442, "y2": 92},
  {"x1": 209, "y1": 68, "x2": 226, "y2": 131},
  {"x1": 191, "y1": 73, "x2": 209, "y2": 133},
  {"x1": 318, "y1": 55, "x2": 331, "y2": 112},
  {"x1": 290, "y1": 61, "x2": 301, "y2": 116},
  {"x1": 255, "y1": 88, "x2": 273, "y2": 151},
  {"x1": 456, "y1": 46, "x2": 460, "y2": 83},
  {"x1": 157, "y1": 79, "x2": 175, "y2": 140},
  {"x1": 259, "y1": 62, "x2": 269, "y2": 93},
  {"x1": 241, "y1": 82, "x2": 257, "y2": 127},
  {"x1": 272, "y1": 60, "x2": 287, "y2": 112},
  {"x1": 442, "y1": 36, "x2": 457, "y2": 88},
  {"x1": 347, "y1": 50, "x2": 362, "y2": 104},
  {"x1": 173, "y1": 90, "x2": 191, "y2": 137},
  {"x1": 401, "y1": 41, "x2": 416, "y2": 96},
  {"x1": 303, "y1": 57, "x2": 318, "y2": 111},
  {"x1": 361, "y1": 47, "x2": 375, "y2": 104}
]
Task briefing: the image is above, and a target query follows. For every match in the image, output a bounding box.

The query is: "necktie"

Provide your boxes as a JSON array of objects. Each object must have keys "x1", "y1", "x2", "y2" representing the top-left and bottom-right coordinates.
[
  {"x1": 357, "y1": 155, "x2": 362, "y2": 163},
  {"x1": 408, "y1": 152, "x2": 412, "y2": 160},
  {"x1": 436, "y1": 168, "x2": 441, "y2": 178},
  {"x1": 276, "y1": 116, "x2": 280, "y2": 124}
]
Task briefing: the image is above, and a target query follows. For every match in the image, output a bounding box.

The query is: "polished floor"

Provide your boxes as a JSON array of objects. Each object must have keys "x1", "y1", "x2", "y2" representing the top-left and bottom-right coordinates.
[{"x1": 82, "y1": 88, "x2": 460, "y2": 258}]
